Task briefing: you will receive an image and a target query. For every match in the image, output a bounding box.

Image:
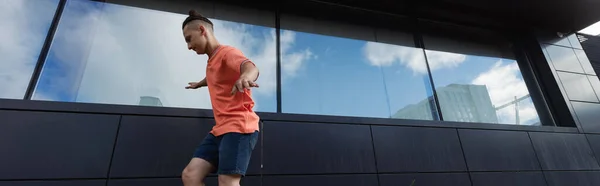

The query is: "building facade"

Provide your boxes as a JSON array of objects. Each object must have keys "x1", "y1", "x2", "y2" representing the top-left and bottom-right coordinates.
[{"x1": 2, "y1": 0, "x2": 600, "y2": 185}]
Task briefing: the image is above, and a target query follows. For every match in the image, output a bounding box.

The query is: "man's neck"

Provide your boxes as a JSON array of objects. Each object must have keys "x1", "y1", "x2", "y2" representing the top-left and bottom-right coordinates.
[{"x1": 206, "y1": 40, "x2": 221, "y2": 58}]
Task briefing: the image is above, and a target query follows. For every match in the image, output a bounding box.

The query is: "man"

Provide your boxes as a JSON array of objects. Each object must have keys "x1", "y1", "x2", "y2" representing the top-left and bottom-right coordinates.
[{"x1": 181, "y1": 9, "x2": 260, "y2": 186}]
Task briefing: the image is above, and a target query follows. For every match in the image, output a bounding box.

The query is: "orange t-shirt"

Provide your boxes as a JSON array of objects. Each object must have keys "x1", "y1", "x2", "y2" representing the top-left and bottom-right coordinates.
[{"x1": 206, "y1": 45, "x2": 260, "y2": 136}]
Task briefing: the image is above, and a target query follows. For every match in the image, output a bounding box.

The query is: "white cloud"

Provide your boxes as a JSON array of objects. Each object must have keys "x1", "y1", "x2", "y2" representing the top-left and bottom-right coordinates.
[
  {"x1": 471, "y1": 60, "x2": 540, "y2": 125},
  {"x1": 362, "y1": 42, "x2": 466, "y2": 74},
  {"x1": 363, "y1": 42, "x2": 427, "y2": 74},
  {"x1": 425, "y1": 50, "x2": 466, "y2": 71},
  {"x1": 472, "y1": 60, "x2": 529, "y2": 105},
  {"x1": 31, "y1": 1, "x2": 309, "y2": 110},
  {"x1": 0, "y1": 0, "x2": 57, "y2": 99},
  {"x1": 280, "y1": 30, "x2": 314, "y2": 78}
]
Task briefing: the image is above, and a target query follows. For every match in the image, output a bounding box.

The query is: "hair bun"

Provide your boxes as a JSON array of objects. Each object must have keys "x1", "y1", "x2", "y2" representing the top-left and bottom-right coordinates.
[{"x1": 188, "y1": 9, "x2": 201, "y2": 17}]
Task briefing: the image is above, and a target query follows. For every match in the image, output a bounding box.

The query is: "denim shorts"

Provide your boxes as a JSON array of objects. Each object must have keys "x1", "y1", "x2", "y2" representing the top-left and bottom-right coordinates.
[{"x1": 193, "y1": 131, "x2": 259, "y2": 176}]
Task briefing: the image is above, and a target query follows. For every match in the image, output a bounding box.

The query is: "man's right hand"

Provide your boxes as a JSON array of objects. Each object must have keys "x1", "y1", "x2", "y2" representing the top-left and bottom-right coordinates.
[{"x1": 185, "y1": 82, "x2": 203, "y2": 89}]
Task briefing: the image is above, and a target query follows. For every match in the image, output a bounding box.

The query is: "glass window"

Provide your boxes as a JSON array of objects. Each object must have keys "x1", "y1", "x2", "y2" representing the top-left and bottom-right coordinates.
[
  {"x1": 424, "y1": 35, "x2": 542, "y2": 125},
  {"x1": 0, "y1": 0, "x2": 59, "y2": 99},
  {"x1": 544, "y1": 44, "x2": 585, "y2": 74},
  {"x1": 281, "y1": 15, "x2": 437, "y2": 120},
  {"x1": 32, "y1": 0, "x2": 276, "y2": 112}
]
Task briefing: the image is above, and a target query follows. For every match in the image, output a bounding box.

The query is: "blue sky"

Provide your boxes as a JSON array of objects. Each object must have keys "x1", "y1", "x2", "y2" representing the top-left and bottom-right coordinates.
[{"x1": 2, "y1": 0, "x2": 540, "y2": 125}]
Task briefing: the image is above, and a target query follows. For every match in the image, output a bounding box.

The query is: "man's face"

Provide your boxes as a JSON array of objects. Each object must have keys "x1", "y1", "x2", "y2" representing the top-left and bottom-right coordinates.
[{"x1": 183, "y1": 24, "x2": 207, "y2": 55}]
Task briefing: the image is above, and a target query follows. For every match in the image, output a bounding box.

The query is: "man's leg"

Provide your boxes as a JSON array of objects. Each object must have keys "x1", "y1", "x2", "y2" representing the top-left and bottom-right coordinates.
[
  {"x1": 216, "y1": 131, "x2": 259, "y2": 186},
  {"x1": 182, "y1": 133, "x2": 219, "y2": 186},
  {"x1": 182, "y1": 158, "x2": 214, "y2": 186}
]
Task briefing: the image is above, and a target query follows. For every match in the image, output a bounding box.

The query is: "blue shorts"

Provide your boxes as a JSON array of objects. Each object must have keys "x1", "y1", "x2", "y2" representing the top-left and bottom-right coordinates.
[{"x1": 192, "y1": 131, "x2": 259, "y2": 176}]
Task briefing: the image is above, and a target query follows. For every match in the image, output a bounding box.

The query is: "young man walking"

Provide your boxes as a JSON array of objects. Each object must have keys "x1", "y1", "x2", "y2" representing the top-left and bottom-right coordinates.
[{"x1": 181, "y1": 9, "x2": 260, "y2": 186}]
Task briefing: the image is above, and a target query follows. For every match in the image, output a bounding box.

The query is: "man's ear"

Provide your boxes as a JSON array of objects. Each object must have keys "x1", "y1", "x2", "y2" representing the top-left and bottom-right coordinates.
[{"x1": 198, "y1": 25, "x2": 206, "y2": 35}]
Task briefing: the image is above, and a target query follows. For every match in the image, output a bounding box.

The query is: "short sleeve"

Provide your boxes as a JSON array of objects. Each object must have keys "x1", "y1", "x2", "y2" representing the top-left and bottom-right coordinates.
[{"x1": 224, "y1": 47, "x2": 254, "y2": 74}]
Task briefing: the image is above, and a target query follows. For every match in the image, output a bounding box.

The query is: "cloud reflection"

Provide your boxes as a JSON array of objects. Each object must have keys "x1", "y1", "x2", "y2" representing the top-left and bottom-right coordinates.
[
  {"x1": 472, "y1": 60, "x2": 540, "y2": 124},
  {"x1": 0, "y1": 0, "x2": 58, "y2": 99},
  {"x1": 363, "y1": 42, "x2": 466, "y2": 74}
]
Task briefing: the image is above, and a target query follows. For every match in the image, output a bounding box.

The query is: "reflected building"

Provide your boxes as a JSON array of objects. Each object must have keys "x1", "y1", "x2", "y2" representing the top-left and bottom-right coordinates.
[
  {"x1": 394, "y1": 84, "x2": 498, "y2": 123},
  {"x1": 138, "y1": 96, "x2": 163, "y2": 107},
  {"x1": 392, "y1": 97, "x2": 437, "y2": 121}
]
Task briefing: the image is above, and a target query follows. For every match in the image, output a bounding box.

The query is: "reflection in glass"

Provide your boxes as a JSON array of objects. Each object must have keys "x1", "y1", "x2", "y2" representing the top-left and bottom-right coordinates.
[
  {"x1": 574, "y1": 49, "x2": 596, "y2": 75},
  {"x1": 32, "y1": 0, "x2": 277, "y2": 112},
  {"x1": 545, "y1": 45, "x2": 585, "y2": 73},
  {"x1": 425, "y1": 50, "x2": 541, "y2": 125},
  {"x1": 0, "y1": 0, "x2": 59, "y2": 99},
  {"x1": 281, "y1": 30, "x2": 436, "y2": 119}
]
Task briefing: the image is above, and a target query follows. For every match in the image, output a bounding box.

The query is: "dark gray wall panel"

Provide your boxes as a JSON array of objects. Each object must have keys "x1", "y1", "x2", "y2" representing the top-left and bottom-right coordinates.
[
  {"x1": 530, "y1": 132, "x2": 600, "y2": 170},
  {"x1": 572, "y1": 102, "x2": 600, "y2": 133},
  {"x1": 262, "y1": 121, "x2": 376, "y2": 174},
  {"x1": 379, "y1": 173, "x2": 471, "y2": 186},
  {"x1": 557, "y1": 72, "x2": 599, "y2": 102},
  {"x1": 580, "y1": 34, "x2": 600, "y2": 75},
  {"x1": 0, "y1": 110, "x2": 119, "y2": 179},
  {"x1": 280, "y1": 14, "x2": 377, "y2": 42},
  {"x1": 213, "y1": 2, "x2": 274, "y2": 28},
  {"x1": 459, "y1": 129, "x2": 540, "y2": 171},
  {"x1": 545, "y1": 171, "x2": 600, "y2": 186},
  {"x1": 108, "y1": 176, "x2": 260, "y2": 186},
  {"x1": 109, "y1": 116, "x2": 213, "y2": 178},
  {"x1": 263, "y1": 175, "x2": 378, "y2": 186},
  {"x1": 471, "y1": 172, "x2": 547, "y2": 186},
  {"x1": 0, "y1": 180, "x2": 106, "y2": 186},
  {"x1": 109, "y1": 116, "x2": 263, "y2": 178},
  {"x1": 106, "y1": 0, "x2": 215, "y2": 18},
  {"x1": 588, "y1": 135, "x2": 600, "y2": 164},
  {"x1": 108, "y1": 178, "x2": 183, "y2": 186},
  {"x1": 372, "y1": 126, "x2": 466, "y2": 172}
]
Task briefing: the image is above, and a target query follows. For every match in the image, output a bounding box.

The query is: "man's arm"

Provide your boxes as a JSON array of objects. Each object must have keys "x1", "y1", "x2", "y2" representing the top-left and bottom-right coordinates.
[
  {"x1": 231, "y1": 61, "x2": 260, "y2": 95},
  {"x1": 240, "y1": 61, "x2": 259, "y2": 81},
  {"x1": 186, "y1": 77, "x2": 207, "y2": 89},
  {"x1": 198, "y1": 77, "x2": 208, "y2": 87}
]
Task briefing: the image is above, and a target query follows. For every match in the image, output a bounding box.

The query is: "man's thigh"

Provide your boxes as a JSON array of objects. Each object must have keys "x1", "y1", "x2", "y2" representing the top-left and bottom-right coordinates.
[
  {"x1": 216, "y1": 131, "x2": 259, "y2": 176},
  {"x1": 192, "y1": 133, "x2": 220, "y2": 170}
]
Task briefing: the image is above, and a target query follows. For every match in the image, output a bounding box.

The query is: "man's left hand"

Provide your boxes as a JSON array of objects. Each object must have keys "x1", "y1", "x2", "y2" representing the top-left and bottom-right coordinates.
[{"x1": 231, "y1": 76, "x2": 259, "y2": 95}]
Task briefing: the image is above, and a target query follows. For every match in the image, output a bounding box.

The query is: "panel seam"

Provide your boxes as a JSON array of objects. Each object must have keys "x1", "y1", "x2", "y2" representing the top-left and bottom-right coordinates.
[
  {"x1": 105, "y1": 115, "x2": 123, "y2": 186},
  {"x1": 455, "y1": 129, "x2": 474, "y2": 186},
  {"x1": 369, "y1": 126, "x2": 382, "y2": 186},
  {"x1": 527, "y1": 132, "x2": 551, "y2": 186}
]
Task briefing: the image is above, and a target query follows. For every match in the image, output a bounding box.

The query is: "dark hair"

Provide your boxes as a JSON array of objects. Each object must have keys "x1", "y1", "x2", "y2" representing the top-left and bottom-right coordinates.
[{"x1": 182, "y1": 9, "x2": 213, "y2": 29}]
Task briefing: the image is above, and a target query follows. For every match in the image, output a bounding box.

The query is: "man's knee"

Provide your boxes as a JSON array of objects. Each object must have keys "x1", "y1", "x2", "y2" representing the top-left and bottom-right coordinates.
[
  {"x1": 182, "y1": 166, "x2": 202, "y2": 182},
  {"x1": 182, "y1": 158, "x2": 214, "y2": 183},
  {"x1": 218, "y1": 174, "x2": 241, "y2": 186}
]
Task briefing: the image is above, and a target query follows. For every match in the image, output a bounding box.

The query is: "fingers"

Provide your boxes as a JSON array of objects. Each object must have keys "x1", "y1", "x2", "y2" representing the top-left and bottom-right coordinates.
[
  {"x1": 231, "y1": 80, "x2": 260, "y2": 95},
  {"x1": 230, "y1": 83, "x2": 240, "y2": 95},
  {"x1": 230, "y1": 86, "x2": 236, "y2": 95},
  {"x1": 231, "y1": 81, "x2": 241, "y2": 95},
  {"x1": 186, "y1": 82, "x2": 199, "y2": 89},
  {"x1": 242, "y1": 81, "x2": 250, "y2": 89}
]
